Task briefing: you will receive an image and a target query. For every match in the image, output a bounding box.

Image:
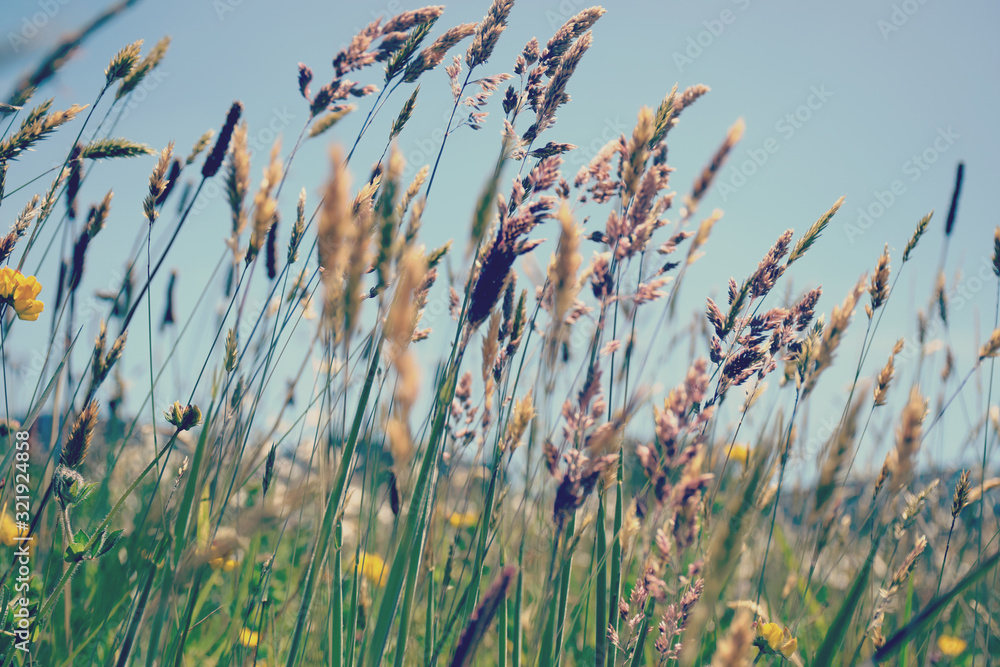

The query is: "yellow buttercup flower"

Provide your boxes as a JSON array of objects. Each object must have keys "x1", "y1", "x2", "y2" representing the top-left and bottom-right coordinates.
[
  {"x1": 1, "y1": 511, "x2": 24, "y2": 547},
  {"x1": 209, "y1": 556, "x2": 239, "y2": 572},
  {"x1": 729, "y1": 443, "x2": 751, "y2": 467},
  {"x1": 348, "y1": 551, "x2": 388, "y2": 587},
  {"x1": 0, "y1": 267, "x2": 44, "y2": 321},
  {"x1": 936, "y1": 635, "x2": 966, "y2": 656},
  {"x1": 448, "y1": 511, "x2": 478, "y2": 529},
  {"x1": 755, "y1": 622, "x2": 797, "y2": 659},
  {"x1": 0, "y1": 511, "x2": 34, "y2": 556},
  {"x1": 239, "y1": 628, "x2": 259, "y2": 648}
]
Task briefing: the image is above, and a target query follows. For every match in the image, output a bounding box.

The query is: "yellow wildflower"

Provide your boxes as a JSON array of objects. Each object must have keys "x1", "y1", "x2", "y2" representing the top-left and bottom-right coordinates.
[
  {"x1": 729, "y1": 443, "x2": 751, "y2": 467},
  {"x1": 936, "y1": 635, "x2": 966, "y2": 656},
  {"x1": 448, "y1": 511, "x2": 479, "y2": 529},
  {"x1": 238, "y1": 628, "x2": 259, "y2": 648},
  {"x1": 1, "y1": 511, "x2": 24, "y2": 546},
  {"x1": 755, "y1": 622, "x2": 797, "y2": 659},
  {"x1": 0, "y1": 511, "x2": 34, "y2": 556},
  {"x1": 209, "y1": 556, "x2": 239, "y2": 572},
  {"x1": 0, "y1": 268, "x2": 44, "y2": 321},
  {"x1": 349, "y1": 551, "x2": 387, "y2": 587}
]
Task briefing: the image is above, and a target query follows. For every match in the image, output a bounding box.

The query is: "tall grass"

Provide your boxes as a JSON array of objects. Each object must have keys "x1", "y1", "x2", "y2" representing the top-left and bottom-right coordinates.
[{"x1": 0, "y1": 2, "x2": 997, "y2": 666}]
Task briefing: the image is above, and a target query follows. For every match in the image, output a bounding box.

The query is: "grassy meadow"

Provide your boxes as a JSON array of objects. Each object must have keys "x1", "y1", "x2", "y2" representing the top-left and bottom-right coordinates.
[{"x1": 0, "y1": 1, "x2": 997, "y2": 665}]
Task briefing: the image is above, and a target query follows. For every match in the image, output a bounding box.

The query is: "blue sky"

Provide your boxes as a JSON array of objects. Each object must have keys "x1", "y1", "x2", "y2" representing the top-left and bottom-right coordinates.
[{"x1": 1, "y1": 0, "x2": 998, "y2": 475}]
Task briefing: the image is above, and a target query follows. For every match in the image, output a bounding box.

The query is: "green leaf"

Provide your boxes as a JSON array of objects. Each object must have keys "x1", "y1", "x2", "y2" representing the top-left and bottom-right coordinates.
[
  {"x1": 813, "y1": 535, "x2": 879, "y2": 667},
  {"x1": 98, "y1": 530, "x2": 124, "y2": 557},
  {"x1": 873, "y1": 549, "x2": 1000, "y2": 662},
  {"x1": 65, "y1": 542, "x2": 89, "y2": 562}
]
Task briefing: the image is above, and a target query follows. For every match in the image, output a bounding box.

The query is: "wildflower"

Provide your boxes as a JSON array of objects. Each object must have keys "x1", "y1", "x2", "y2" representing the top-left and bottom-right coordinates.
[
  {"x1": 164, "y1": 401, "x2": 202, "y2": 431},
  {"x1": 755, "y1": 622, "x2": 797, "y2": 659},
  {"x1": 0, "y1": 267, "x2": 44, "y2": 320},
  {"x1": 350, "y1": 551, "x2": 388, "y2": 587},
  {"x1": 728, "y1": 443, "x2": 750, "y2": 468},
  {"x1": 1, "y1": 511, "x2": 27, "y2": 546},
  {"x1": 209, "y1": 556, "x2": 238, "y2": 572},
  {"x1": 238, "y1": 627, "x2": 259, "y2": 648},
  {"x1": 448, "y1": 511, "x2": 478, "y2": 529},
  {"x1": 936, "y1": 635, "x2": 966, "y2": 656},
  {"x1": 0, "y1": 511, "x2": 34, "y2": 557}
]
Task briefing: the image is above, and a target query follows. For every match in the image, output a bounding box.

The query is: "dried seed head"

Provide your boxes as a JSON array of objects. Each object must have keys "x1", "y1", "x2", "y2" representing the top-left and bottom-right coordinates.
[
  {"x1": 934, "y1": 272, "x2": 948, "y2": 325},
  {"x1": 287, "y1": 188, "x2": 306, "y2": 263},
  {"x1": 873, "y1": 343, "x2": 899, "y2": 407},
  {"x1": 622, "y1": 106, "x2": 654, "y2": 200},
  {"x1": 317, "y1": 146, "x2": 353, "y2": 332},
  {"x1": 116, "y1": 36, "x2": 170, "y2": 101},
  {"x1": 403, "y1": 23, "x2": 477, "y2": 83},
  {"x1": 396, "y1": 165, "x2": 428, "y2": 221},
  {"x1": 90, "y1": 321, "x2": 108, "y2": 388},
  {"x1": 0, "y1": 194, "x2": 39, "y2": 263},
  {"x1": 202, "y1": 101, "x2": 244, "y2": 179},
  {"x1": 952, "y1": 469, "x2": 970, "y2": 518},
  {"x1": 902, "y1": 210, "x2": 932, "y2": 262},
  {"x1": 186, "y1": 129, "x2": 215, "y2": 165},
  {"x1": 262, "y1": 444, "x2": 277, "y2": 498},
  {"x1": 749, "y1": 229, "x2": 793, "y2": 299},
  {"x1": 993, "y1": 227, "x2": 1000, "y2": 277},
  {"x1": 685, "y1": 119, "x2": 744, "y2": 217},
  {"x1": 427, "y1": 241, "x2": 451, "y2": 269},
  {"x1": 526, "y1": 30, "x2": 593, "y2": 141},
  {"x1": 867, "y1": 244, "x2": 891, "y2": 317},
  {"x1": 389, "y1": 86, "x2": 419, "y2": 139},
  {"x1": 225, "y1": 327, "x2": 238, "y2": 372},
  {"x1": 889, "y1": 387, "x2": 927, "y2": 493},
  {"x1": 549, "y1": 203, "x2": 582, "y2": 325},
  {"x1": 944, "y1": 162, "x2": 964, "y2": 237},
  {"x1": 247, "y1": 140, "x2": 283, "y2": 264},
  {"x1": 105, "y1": 40, "x2": 143, "y2": 85},
  {"x1": 66, "y1": 143, "x2": 82, "y2": 219},
  {"x1": 507, "y1": 288, "x2": 527, "y2": 355},
  {"x1": 504, "y1": 391, "x2": 534, "y2": 453},
  {"x1": 144, "y1": 141, "x2": 174, "y2": 225},
  {"x1": 978, "y1": 329, "x2": 1000, "y2": 361},
  {"x1": 786, "y1": 195, "x2": 845, "y2": 267},
  {"x1": 226, "y1": 123, "x2": 250, "y2": 237},
  {"x1": 466, "y1": 0, "x2": 515, "y2": 69},
  {"x1": 385, "y1": 247, "x2": 427, "y2": 347},
  {"x1": 260, "y1": 216, "x2": 277, "y2": 282},
  {"x1": 80, "y1": 137, "x2": 155, "y2": 159},
  {"x1": 103, "y1": 330, "x2": 127, "y2": 379},
  {"x1": 482, "y1": 312, "x2": 501, "y2": 382},
  {"x1": 63, "y1": 400, "x2": 99, "y2": 468},
  {"x1": 160, "y1": 270, "x2": 176, "y2": 331},
  {"x1": 891, "y1": 535, "x2": 927, "y2": 593},
  {"x1": 873, "y1": 455, "x2": 891, "y2": 503},
  {"x1": 800, "y1": 275, "x2": 866, "y2": 397}
]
